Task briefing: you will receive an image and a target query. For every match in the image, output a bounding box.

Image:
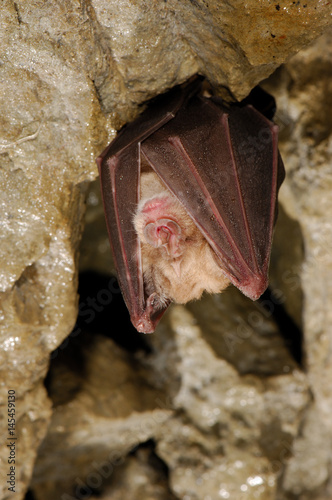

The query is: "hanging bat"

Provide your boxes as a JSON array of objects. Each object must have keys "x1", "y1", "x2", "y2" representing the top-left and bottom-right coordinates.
[{"x1": 97, "y1": 76, "x2": 285, "y2": 333}]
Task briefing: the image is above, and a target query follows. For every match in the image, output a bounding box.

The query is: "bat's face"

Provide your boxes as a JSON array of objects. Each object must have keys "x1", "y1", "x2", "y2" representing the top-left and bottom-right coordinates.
[
  {"x1": 133, "y1": 171, "x2": 230, "y2": 307},
  {"x1": 97, "y1": 76, "x2": 285, "y2": 333}
]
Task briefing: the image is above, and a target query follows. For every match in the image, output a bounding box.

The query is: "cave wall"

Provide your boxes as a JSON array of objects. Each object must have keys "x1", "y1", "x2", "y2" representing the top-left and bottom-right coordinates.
[{"x1": 1, "y1": 1, "x2": 332, "y2": 499}]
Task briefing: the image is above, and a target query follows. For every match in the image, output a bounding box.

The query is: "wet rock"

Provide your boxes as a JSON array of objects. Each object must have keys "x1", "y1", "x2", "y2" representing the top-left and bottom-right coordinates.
[
  {"x1": 264, "y1": 27, "x2": 332, "y2": 500},
  {"x1": 1, "y1": 0, "x2": 332, "y2": 498},
  {"x1": 30, "y1": 308, "x2": 309, "y2": 499}
]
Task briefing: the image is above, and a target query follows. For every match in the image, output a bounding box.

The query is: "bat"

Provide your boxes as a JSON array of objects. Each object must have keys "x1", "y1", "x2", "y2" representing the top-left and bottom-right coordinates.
[{"x1": 97, "y1": 76, "x2": 285, "y2": 333}]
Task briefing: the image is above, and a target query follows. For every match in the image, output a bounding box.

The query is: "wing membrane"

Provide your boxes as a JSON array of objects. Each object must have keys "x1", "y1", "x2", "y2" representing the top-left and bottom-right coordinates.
[
  {"x1": 97, "y1": 78, "x2": 202, "y2": 332},
  {"x1": 142, "y1": 96, "x2": 285, "y2": 299}
]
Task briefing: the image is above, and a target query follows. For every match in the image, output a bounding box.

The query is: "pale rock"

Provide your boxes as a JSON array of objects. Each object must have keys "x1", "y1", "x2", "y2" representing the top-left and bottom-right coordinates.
[{"x1": 1, "y1": 0, "x2": 332, "y2": 498}]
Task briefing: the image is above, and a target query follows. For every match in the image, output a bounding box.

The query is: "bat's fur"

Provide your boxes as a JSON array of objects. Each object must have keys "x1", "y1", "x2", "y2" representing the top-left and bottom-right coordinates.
[{"x1": 133, "y1": 171, "x2": 230, "y2": 304}]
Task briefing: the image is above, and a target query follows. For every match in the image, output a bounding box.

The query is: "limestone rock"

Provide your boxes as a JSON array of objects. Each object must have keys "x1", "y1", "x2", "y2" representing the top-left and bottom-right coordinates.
[
  {"x1": 92, "y1": 0, "x2": 332, "y2": 113},
  {"x1": 1, "y1": 0, "x2": 332, "y2": 498},
  {"x1": 30, "y1": 332, "x2": 173, "y2": 499},
  {"x1": 0, "y1": 1, "x2": 104, "y2": 497},
  {"x1": 30, "y1": 307, "x2": 309, "y2": 499},
  {"x1": 154, "y1": 307, "x2": 309, "y2": 500},
  {"x1": 264, "y1": 28, "x2": 332, "y2": 499}
]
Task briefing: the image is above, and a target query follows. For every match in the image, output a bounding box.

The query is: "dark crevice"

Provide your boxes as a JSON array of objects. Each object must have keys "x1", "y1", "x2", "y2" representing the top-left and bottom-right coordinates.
[
  {"x1": 24, "y1": 490, "x2": 36, "y2": 500},
  {"x1": 75, "y1": 270, "x2": 151, "y2": 354},
  {"x1": 44, "y1": 330, "x2": 89, "y2": 405},
  {"x1": 258, "y1": 287, "x2": 303, "y2": 367},
  {"x1": 134, "y1": 440, "x2": 170, "y2": 478},
  {"x1": 44, "y1": 271, "x2": 152, "y2": 405},
  {"x1": 13, "y1": 3, "x2": 22, "y2": 24},
  {"x1": 128, "y1": 440, "x2": 178, "y2": 499}
]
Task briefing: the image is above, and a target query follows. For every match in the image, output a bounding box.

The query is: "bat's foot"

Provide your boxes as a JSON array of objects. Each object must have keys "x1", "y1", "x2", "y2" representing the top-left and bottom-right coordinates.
[{"x1": 134, "y1": 317, "x2": 156, "y2": 334}]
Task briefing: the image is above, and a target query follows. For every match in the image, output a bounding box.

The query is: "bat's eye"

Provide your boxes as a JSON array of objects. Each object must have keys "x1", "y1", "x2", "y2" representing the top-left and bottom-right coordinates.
[{"x1": 143, "y1": 219, "x2": 183, "y2": 259}]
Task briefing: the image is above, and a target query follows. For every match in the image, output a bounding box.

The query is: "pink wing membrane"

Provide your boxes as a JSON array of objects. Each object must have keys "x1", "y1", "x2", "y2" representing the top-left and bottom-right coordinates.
[{"x1": 97, "y1": 78, "x2": 202, "y2": 332}]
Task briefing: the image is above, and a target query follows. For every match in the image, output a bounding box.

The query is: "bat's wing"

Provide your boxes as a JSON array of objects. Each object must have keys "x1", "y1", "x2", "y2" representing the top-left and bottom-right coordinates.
[
  {"x1": 97, "y1": 77, "x2": 202, "y2": 333},
  {"x1": 141, "y1": 94, "x2": 285, "y2": 300}
]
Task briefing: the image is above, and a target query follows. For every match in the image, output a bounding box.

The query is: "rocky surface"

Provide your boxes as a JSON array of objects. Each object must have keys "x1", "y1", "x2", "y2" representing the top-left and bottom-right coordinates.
[
  {"x1": 30, "y1": 308, "x2": 309, "y2": 500},
  {"x1": 1, "y1": 0, "x2": 332, "y2": 499},
  {"x1": 265, "y1": 29, "x2": 332, "y2": 499}
]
